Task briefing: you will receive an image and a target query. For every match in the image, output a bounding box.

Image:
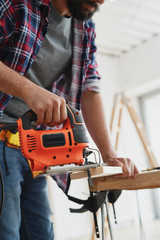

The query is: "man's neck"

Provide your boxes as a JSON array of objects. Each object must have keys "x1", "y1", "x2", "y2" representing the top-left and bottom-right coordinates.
[{"x1": 51, "y1": 0, "x2": 71, "y2": 17}]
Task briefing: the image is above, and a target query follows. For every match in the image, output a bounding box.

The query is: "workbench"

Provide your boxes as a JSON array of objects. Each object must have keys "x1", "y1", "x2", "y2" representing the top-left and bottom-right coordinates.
[{"x1": 70, "y1": 166, "x2": 160, "y2": 240}]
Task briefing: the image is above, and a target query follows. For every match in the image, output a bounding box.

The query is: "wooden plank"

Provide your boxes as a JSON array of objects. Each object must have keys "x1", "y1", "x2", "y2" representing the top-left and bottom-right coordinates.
[
  {"x1": 115, "y1": 99, "x2": 124, "y2": 151},
  {"x1": 70, "y1": 166, "x2": 123, "y2": 180},
  {"x1": 89, "y1": 170, "x2": 160, "y2": 192}
]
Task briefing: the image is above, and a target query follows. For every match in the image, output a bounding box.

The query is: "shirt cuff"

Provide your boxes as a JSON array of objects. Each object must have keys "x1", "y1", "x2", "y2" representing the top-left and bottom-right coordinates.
[{"x1": 83, "y1": 79, "x2": 101, "y2": 92}]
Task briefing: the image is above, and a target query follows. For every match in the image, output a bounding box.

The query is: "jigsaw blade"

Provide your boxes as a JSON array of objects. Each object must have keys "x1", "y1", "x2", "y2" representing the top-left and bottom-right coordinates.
[{"x1": 37, "y1": 163, "x2": 103, "y2": 177}]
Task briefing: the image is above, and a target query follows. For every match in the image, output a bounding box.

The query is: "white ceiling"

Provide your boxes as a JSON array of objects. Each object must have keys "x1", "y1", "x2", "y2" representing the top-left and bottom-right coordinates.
[{"x1": 93, "y1": 0, "x2": 160, "y2": 57}]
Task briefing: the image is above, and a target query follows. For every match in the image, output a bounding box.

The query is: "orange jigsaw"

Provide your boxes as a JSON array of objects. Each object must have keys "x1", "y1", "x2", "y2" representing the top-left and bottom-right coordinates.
[{"x1": 0, "y1": 105, "x2": 94, "y2": 177}]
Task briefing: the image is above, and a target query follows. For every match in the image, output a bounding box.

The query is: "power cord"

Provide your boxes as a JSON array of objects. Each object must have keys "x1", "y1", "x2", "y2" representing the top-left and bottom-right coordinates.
[{"x1": 0, "y1": 164, "x2": 4, "y2": 217}]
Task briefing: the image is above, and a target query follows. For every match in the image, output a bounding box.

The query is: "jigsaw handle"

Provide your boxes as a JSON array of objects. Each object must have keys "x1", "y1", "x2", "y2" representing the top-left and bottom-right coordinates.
[
  {"x1": 66, "y1": 105, "x2": 89, "y2": 144},
  {"x1": 66, "y1": 105, "x2": 83, "y2": 125},
  {"x1": 20, "y1": 105, "x2": 84, "y2": 129},
  {"x1": 19, "y1": 106, "x2": 89, "y2": 144}
]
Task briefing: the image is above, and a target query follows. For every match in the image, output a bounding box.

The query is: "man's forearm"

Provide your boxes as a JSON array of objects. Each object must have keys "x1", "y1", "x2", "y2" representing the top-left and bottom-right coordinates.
[
  {"x1": 0, "y1": 61, "x2": 67, "y2": 125},
  {"x1": 0, "y1": 61, "x2": 34, "y2": 99},
  {"x1": 81, "y1": 90, "x2": 116, "y2": 159}
]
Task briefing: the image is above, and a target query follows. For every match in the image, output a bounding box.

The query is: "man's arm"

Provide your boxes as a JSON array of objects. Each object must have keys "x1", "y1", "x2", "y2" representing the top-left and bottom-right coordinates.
[
  {"x1": 81, "y1": 90, "x2": 139, "y2": 178},
  {"x1": 0, "y1": 61, "x2": 67, "y2": 126}
]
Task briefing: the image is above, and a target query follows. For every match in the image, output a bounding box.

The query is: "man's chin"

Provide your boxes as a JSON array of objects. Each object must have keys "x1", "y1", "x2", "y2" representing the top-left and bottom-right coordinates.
[
  {"x1": 67, "y1": 0, "x2": 98, "y2": 21},
  {"x1": 71, "y1": 10, "x2": 96, "y2": 21},
  {"x1": 74, "y1": 15, "x2": 93, "y2": 21}
]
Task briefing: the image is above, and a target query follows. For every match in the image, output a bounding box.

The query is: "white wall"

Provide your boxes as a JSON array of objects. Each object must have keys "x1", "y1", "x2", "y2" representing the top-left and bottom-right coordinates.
[
  {"x1": 119, "y1": 35, "x2": 160, "y2": 93},
  {"x1": 97, "y1": 48, "x2": 157, "y2": 227},
  {"x1": 117, "y1": 34, "x2": 160, "y2": 171},
  {"x1": 113, "y1": 35, "x2": 160, "y2": 225},
  {"x1": 90, "y1": 35, "x2": 160, "y2": 230},
  {"x1": 96, "y1": 53, "x2": 122, "y2": 119}
]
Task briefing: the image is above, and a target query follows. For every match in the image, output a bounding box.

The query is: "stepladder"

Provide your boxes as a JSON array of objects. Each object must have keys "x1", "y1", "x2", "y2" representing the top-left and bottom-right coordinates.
[
  {"x1": 110, "y1": 92, "x2": 158, "y2": 168},
  {"x1": 91, "y1": 92, "x2": 159, "y2": 240}
]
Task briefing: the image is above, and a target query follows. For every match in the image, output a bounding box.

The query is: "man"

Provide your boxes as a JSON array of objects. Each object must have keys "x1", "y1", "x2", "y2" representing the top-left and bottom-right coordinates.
[{"x1": 0, "y1": 0, "x2": 139, "y2": 239}]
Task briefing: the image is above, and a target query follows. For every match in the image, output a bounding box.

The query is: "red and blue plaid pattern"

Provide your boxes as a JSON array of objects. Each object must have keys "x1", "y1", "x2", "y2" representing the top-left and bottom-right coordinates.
[
  {"x1": 0, "y1": 0, "x2": 50, "y2": 116},
  {"x1": 52, "y1": 19, "x2": 101, "y2": 110},
  {"x1": 0, "y1": 0, "x2": 100, "y2": 114},
  {"x1": 0, "y1": 0, "x2": 101, "y2": 192}
]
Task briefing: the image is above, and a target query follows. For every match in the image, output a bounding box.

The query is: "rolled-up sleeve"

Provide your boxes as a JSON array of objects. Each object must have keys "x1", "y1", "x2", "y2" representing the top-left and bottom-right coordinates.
[
  {"x1": 0, "y1": 0, "x2": 13, "y2": 116},
  {"x1": 82, "y1": 22, "x2": 101, "y2": 93}
]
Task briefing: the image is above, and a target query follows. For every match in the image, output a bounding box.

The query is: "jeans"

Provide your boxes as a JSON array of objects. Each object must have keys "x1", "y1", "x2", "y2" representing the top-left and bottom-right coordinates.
[{"x1": 0, "y1": 141, "x2": 54, "y2": 240}]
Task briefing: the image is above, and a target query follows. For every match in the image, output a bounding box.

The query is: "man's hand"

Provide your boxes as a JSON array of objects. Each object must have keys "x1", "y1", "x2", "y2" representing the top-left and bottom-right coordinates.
[
  {"x1": 103, "y1": 154, "x2": 139, "y2": 178},
  {"x1": 24, "y1": 85, "x2": 67, "y2": 127}
]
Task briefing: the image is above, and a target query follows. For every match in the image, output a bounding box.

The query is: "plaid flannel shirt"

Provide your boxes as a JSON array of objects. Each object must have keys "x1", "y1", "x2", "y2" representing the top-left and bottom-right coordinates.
[{"x1": 0, "y1": 0, "x2": 101, "y2": 192}]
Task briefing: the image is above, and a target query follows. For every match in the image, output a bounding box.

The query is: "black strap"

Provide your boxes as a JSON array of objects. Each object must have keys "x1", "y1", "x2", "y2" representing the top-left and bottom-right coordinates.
[
  {"x1": 68, "y1": 191, "x2": 107, "y2": 213},
  {"x1": 0, "y1": 164, "x2": 4, "y2": 217}
]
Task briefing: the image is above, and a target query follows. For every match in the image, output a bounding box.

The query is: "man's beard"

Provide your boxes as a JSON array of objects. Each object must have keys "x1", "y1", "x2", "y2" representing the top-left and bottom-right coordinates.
[{"x1": 67, "y1": 0, "x2": 99, "y2": 21}]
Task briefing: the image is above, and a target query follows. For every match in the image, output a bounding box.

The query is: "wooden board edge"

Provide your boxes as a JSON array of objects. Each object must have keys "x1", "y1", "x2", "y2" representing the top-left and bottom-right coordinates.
[{"x1": 90, "y1": 170, "x2": 160, "y2": 192}]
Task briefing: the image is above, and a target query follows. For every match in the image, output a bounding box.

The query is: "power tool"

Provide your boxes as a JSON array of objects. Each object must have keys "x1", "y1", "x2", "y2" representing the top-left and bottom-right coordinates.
[{"x1": 0, "y1": 105, "x2": 102, "y2": 177}]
